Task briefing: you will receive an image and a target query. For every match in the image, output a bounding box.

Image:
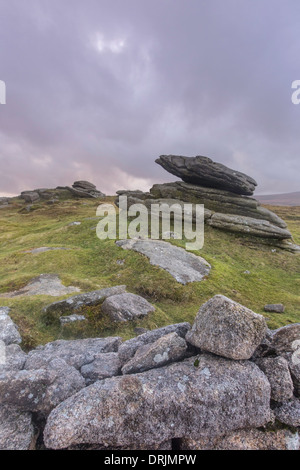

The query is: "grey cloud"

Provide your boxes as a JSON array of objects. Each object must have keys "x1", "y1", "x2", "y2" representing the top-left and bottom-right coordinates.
[{"x1": 0, "y1": 0, "x2": 299, "y2": 196}]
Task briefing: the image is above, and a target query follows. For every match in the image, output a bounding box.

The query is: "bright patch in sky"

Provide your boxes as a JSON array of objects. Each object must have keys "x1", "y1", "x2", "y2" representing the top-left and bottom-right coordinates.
[{"x1": 94, "y1": 33, "x2": 126, "y2": 54}]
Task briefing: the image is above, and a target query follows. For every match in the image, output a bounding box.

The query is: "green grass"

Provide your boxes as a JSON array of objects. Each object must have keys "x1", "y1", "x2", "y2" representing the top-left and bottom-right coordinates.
[{"x1": 0, "y1": 196, "x2": 299, "y2": 350}]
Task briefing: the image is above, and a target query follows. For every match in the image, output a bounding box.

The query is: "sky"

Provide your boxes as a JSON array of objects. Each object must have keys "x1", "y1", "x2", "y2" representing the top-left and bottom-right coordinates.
[{"x1": 0, "y1": 0, "x2": 300, "y2": 197}]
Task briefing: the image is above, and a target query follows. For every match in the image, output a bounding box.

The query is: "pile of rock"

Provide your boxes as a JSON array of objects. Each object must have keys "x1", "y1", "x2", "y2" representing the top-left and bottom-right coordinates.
[
  {"x1": 66, "y1": 181, "x2": 105, "y2": 198},
  {"x1": 116, "y1": 155, "x2": 300, "y2": 252},
  {"x1": 0, "y1": 296, "x2": 299, "y2": 450}
]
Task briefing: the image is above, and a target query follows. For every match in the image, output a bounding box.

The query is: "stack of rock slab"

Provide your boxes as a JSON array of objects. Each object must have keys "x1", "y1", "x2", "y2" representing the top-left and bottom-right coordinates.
[{"x1": 115, "y1": 155, "x2": 299, "y2": 252}]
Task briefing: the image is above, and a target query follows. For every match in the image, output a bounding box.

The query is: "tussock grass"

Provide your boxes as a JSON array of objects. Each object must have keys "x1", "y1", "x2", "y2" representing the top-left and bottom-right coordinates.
[{"x1": 0, "y1": 197, "x2": 299, "y2": 350}]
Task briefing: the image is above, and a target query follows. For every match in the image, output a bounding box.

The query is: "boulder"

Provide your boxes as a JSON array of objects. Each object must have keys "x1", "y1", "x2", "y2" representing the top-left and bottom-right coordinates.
[
  {"x1": 43, "y1": 285, "x2": 126, "y2": 322},
  {"x1": 59, "y1": 314, "x2": 86, "y2": 325},
  {"x1": 0, "y1": 405, "x2": 35, "y2": 450},
  {"x1": 180, "y1": 428, "x2": 300, "y2": 451},
  {"x1": 284, "y1": 352, "x2": 300, "y2": 397},
  {"x1": 121, "y1": 332, "x2": 187, "y2": 374},
  {"x1": 116, "y1": 239, "x2": 211, "y2": 285},
  {"x1": 24, "y1": 337, "x2": 122, "y2": 370},
  {"x1": 66, "y1": 181, "x2": 105, "y2": 198},
  {"x1": 101, "y1": 293, "x2": 155, "y2": 322},
  {"x1": 206, "y1": 213, "x2": 292, "y2": 240},
  {"x1": 271, "y1": 324, "x2": 300, "y2": 354},
  {"x1": 20, "y1": 191, "x2": 40, "y2": 203},
  {"x1": 274, "y1": 397, "x2": 300, "y2": 427},
  {"x1": 0, "y1": 344, "x2": 27, "y2": 373},
  {"x1": 118, "y1": 322, "x2": 191, "y2": 365},
  {"x1": 255, "y1": 357, "x2": 294, "y2": 402},
  {"x1": 0, "y1": 307, "x2": 22, "y2": 345},
  {"x1": 43, "y1": 355, "x2": 271, "y2": 449},
  {"x1": 80, "y1": 353, "x2": 121, "y2": 385},
  {"x1": 0, "y1": 358, "x2": 85, "y2": 415},
  {"x1": 149, "y1": 181, "x2": 287, "y2": 228},
  {"x1": 264, "y1": 304, "x2": 285, "y2": 313},
  {"x1": 155, "y1": 155, "x2": 257, "y2": 195},
  {"x1": 186, "y1": 295, "x2": 267, "y2": 360}
]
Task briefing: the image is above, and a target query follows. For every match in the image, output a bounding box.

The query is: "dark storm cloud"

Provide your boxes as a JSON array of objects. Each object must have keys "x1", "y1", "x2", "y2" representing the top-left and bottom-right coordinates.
[{"x1": 0, "y1": 0, "x2": 300, "y2": 196}]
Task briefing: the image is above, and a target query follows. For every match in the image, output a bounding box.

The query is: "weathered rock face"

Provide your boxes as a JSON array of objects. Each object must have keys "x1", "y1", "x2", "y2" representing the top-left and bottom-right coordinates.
[
  {"x1": 0, "y1": 358, "x2": 85, "y2": 415},
  {"x1": 0, "y1": 274, "x2": 80, "y2": 298},
  {"x1": 118, "y1": 322, "x2": 191, "y2": 365},
  {"x1": 155, "y1": 155, "x2": 257, "y2": 195},
  {"x1": 20, "y1": 191, "x2": 40, "y2": 203},
  {"x1": 274, "y1": 397, "x2": 300, "y2": 427},
  {"x1": 43, "y1": 285, "x2": 126, "y2": 322},
  {"x1": 43, "y1": 355, "x2": 271, "y2": 449},
  {"x1": 207, "y1": 213, "x2": 292, "y2": 240},
  {"x1": 255, "y1": 357, "x2": 294, "y2": 402},
  {"x1": 121, "y1": 332, "x2": 187, "y2": 374},
  {"x1": 80, "y1": 353, "x2": 121, "y2": 385},
  {"x1": 66, "y1": 180, "x2": 105, "y2": 198},
  {"x1": 0, "y1": 405, "x2": 35, "y2": 450},
  {"x1": 116, "y1": 239, "x2": 211, "y2": 285},
  {"x1": 186, "y1": 295, "x2": 267, "y2": 360},
  {"x1": 271, "y1": 324, "x2": 300, "y2": 354},
  {"x1": 0, "y1": 307, "x2": 22, "y2": 345},
  {"x1": 101, "y1": 293, "x2": 155, "y2": 322},
  {"x1": 180, "y1": 428, "x2": 300, "y2": 451},
  {"x1": 25, "y1": 337, "x2": 122, "y2": 370},
  {"x1": 0, "y1": 344, "x2": 27, "y2": 373}
]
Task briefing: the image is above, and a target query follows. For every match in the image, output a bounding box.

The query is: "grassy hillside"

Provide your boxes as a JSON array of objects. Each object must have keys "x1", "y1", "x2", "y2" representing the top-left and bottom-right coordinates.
[{"x1": 0, "y1": 196, "x2": 299, "y2": 350}]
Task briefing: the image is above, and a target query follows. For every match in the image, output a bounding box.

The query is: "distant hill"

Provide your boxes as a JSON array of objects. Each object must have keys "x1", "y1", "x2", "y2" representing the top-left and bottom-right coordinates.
[{"x1": 257, "y1": 191, "x2": 300, "y2": 206}]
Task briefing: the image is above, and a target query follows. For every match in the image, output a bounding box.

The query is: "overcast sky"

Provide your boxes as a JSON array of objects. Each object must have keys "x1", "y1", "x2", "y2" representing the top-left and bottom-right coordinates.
[{"x1": 0, "y1": 0, "x2": 300, "y2": 196}]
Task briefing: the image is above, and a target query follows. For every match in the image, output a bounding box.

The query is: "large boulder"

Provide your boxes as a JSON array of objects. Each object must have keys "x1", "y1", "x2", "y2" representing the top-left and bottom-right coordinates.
[
  {"x1": 43, "y1": 355, "x2": 271, "y2": 449},
  {"x1": 101, "y1": 293, "x2": 155, "y2": 322},
  {"x1": 116, "y1": 239, "x2": 211, "y2": 285},
  {"x1": 149, "y1": 181, "x2": 287, "y2": 228},
  {"x1": 155, "y1": 155, "x2": 257, "y2": 195},
  {"x1": 186, "y1": 295, "x2": 267, "y2": 360},
  {"x1": 121, "y1": 332, "x2": 187, "y2": 374},
  {"x1": 66, "y1": 181, "x2": 105, "y2": 198}
]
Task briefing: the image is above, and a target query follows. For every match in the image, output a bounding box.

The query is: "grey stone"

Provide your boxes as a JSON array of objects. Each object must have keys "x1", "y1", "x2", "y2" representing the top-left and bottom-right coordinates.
[
  {"x1": 264, "y1": 304, "x2": 285, "y2": 313},
  {"x1": 150, "y1": 181, "x2": 287, "y2": 228},
  {"x1": 251, "y1": 328, "x2": 276, "y2": 359},
  {"x1": 25, "y1": 337, "x2": 122, "y2": 370},
  {"x1": 0, "y1": 344, "x2": 27, "y2": 372},
  {"x1": 43, "y1": 285, "x2": 126, "y2": 319},
  {"x1": 121, "y1": 332, "x2": 187, "y2": 374},
  {"x1": 67, "y1": 181, "x2": 105, "y2": 198},
  {"x1": 116, "y1": 239, "x2": 211, "y2": 285},
  {"x1": 186, "y1": 295, "x2": 267, "y2": 360},
  {"x1": 43, "y1": 354, "x2": 271, "y2": 449},
  {"x1": 73, "y1": 181, "x2": 96, "y2": 190},
  {"x1": 68, "y1": 221, "x2": 81, "y2": 226},
  {"x1": 0, "y1": 307, "x2": 22, "y2": 345},
  {"x1": 20, "y1": 191, "x2": 40, "y2": 203},
  {"x1": 271, "y1": 324, "x2": 300, "y2": 354},
  {"x1": 207, "y1": 213, "x2": 292, "y2": 240},
  {"x1": 60, "y1": 314, "x2": 86, "y2": 325},
  {"x1": 0, "y1": 358, "x2": 85, "y2": 415},
  {"x1": 283, "y1": 352, "x2": 300, "y2": 397},
  {"x1": 80, "y1": 353, "x2": 121, "y2": 385},
  {"x1": 0, "y1": 405, "x2": 35, "y2": 450},
  {"x1": 180, "y1": 428, "x2": 300, "y2": 451},
  {"x1": 155, "y1": 155, "x2": 257, "y2": 195},
  {"x1": 118, "y1": 322, "x2": 191, "y2": 364},
  {"x1": 255, "y1": 357, "x2": 294, "y2": 402},
  {"x1": 0, "y1": 274, "x2": 80, "y2": 298},
  {"x1": 101, "y1": 293, "x2": 155, "y2": 322},
  {"x1": 274, "y1": 397, "x2": 300, "y2": 427},
  {"x1": 23, "y1": 247, "x2": 69, "y2": 254}
]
